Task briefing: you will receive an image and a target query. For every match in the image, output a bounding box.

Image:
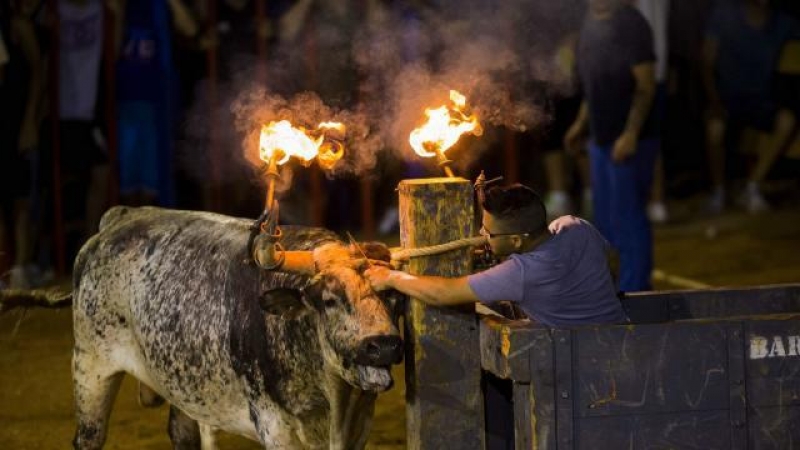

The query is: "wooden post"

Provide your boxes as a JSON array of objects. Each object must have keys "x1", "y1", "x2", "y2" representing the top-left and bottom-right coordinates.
[
  {"x1": 48, "y1": 0, "x2": 66, "y2": 274},
  {"x1": 206, "y1": 0, "x2": 221, "y2": 212},
  {"x1": 398, "y1": 178, "x2": 484, "y2": 449},
  {"x1": 103, "y1": 2, "x2": 119, "y2": 206}
]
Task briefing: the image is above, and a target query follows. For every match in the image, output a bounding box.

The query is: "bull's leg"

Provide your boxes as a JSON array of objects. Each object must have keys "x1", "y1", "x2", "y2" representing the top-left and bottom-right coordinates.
[
  {"x1": 199, "y1": 424, "x2": 218, "y2": 450},
  {"x1": 72, "y1": 350, "x2": 124, "y2": 450},
  {"x1": 168, "y1": 405, "x2": 203, "y2": 450}
]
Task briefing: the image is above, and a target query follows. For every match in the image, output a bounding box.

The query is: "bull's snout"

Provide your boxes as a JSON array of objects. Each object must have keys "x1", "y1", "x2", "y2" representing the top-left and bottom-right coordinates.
[{"x1": 355, "y1": 335, "x2": 403, "y2": 366}]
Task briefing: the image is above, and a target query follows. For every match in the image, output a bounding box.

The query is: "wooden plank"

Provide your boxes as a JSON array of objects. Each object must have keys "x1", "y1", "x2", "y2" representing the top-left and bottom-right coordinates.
[
  {"x1": 529, "y1": 328, "x2": 556, "y2": 450},
  {"x1": 748, "y1": 406, "x2": 800, "y2": 448},
  {"x1": 513, "y1": 382, "x2": 532, "y2": 450},
  {"x1": 575, "y1": 411, "x2": 731, "y2": 449},
  {"x1": 553, "y1": 329, "x2": 573, "y2": 450},
  {"x1": 479, "y1": 315, "x2": 542, "y2": 382},
  {"x1": 727, "y1": 323, "x2": 747, "y2": 450},
  {"x1": 745, "y1": 319, "x2": 800, "y2": 408},
  {"x1": 623, "y1": 284, "x2": 800, "y2": 323},
  {"x1": 573, "y1": 322, "x2": 728, "y2": 417},
  {"x1": 399, "y1": 178, "x2": 483, "y2": 450}
]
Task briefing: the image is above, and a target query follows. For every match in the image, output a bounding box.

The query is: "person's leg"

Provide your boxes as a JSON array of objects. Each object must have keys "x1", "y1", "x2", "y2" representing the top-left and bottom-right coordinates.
[
  {"x1": 749, "y1": 108, "x2": 796, "y2": 186},
  {"x1": 647, "y1": 152, "x2": 668, "y2": 223},
  {"x1": 706, "y1": 116, "x2": 727, "y2": 213},
  {"x1": 588, "y1": 142, "x2": 614, "y2": 246},
  {"x1": 609, "y1": 139, "x2": 658, "y2": 292},
  {"x1": 544, "y1": 150, "x2": 572, "y2": 217}
]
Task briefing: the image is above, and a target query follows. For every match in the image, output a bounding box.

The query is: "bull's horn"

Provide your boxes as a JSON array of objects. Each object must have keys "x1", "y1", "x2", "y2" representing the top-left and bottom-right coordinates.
[{"x1": 252, "y1": 234, "x2": 315, "y2": 275}]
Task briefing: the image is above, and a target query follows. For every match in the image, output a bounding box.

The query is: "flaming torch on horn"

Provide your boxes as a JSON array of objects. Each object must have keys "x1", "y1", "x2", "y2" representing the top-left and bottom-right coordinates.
[
  {"x1": 409, "y1": 90, "x2": 483, "y2": 177},
  {"x1": 250, "y1": 120, "x2": 345, "y2": 270}
]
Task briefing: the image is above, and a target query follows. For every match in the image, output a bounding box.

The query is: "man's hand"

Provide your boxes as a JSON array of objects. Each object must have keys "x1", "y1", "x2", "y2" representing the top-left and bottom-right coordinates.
[
  {"x1": 564, "y1": 122, "x2": 586, "y2": 155},
  {"x1": 365, "y1": 266, "x2": 393, "y2": 291},
  {"x1": 549, "y1": 215, "x2": 581, "y2": 234},
  {"x1": 611, "y1": 129, "x2": 637, "y2": 162}
]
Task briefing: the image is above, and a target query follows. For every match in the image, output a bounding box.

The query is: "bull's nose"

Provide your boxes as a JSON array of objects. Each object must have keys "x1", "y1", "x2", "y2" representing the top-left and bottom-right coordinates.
[{"x1": 355, "y1": 335, "x2": 403, "y2": 366}]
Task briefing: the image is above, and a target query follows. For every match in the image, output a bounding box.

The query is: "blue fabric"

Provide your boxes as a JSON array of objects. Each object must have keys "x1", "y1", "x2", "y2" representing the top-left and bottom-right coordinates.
[
  {"x1": 589, "y1": 138, "x2": 658, "y2": 292},
  {"x1": 116, "y1": 0, "x2": 173, "y2": 103},
  {"x1": 118, "y1": 102, "x2": 160, "y2": 196},
  {"x1": 467, "y1": 219, "x2": 626, "y2": 328}
]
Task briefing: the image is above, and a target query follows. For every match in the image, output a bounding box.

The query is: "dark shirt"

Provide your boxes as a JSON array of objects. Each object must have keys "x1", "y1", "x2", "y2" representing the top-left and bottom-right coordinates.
[
  {"x1": 467, "y1": 219, "x2": 627, "y2": 328},
  {"x1": 707, "y1": 4, "x2": 799, "y2": 104},
  {"x1": 577, "y1": 6, "x2": 656, "y2": 146}
]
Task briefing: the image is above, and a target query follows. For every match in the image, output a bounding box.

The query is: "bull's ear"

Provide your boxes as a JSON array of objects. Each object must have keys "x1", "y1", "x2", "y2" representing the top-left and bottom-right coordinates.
[
  {"x1": 357, "y1": 242, "x2": 392, "y2": 263},
  {"x1": 259, "y1": 288, "x2": 309, "y2": 319}
]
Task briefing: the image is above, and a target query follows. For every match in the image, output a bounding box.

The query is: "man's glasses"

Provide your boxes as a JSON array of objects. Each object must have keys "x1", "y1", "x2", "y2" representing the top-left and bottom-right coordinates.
[{"x1": 479, "y1": 226, "x2": 531, "y2": 239}]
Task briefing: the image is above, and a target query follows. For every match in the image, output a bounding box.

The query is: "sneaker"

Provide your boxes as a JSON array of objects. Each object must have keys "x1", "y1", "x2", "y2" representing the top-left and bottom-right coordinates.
[
  {"x1": 706, "y1": 187, "x2": 725, "y2": 215},
  {"x1": 545, "y1": 191, "x2": 572, "y2": 218},
  {"x1": 738, "y1": 183, "x2": 770, "y2": 214},
  {"x1": 647, "y1": 202, "x2": 669, "y2": 224}
]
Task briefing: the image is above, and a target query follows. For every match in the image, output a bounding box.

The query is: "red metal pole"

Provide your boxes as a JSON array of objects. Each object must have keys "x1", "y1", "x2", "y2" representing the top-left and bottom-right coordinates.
[
  {"x1": 103, "y1": 3, "x2": 119, "y2": 206},
  {"x1": 49, "y1": 0, "x2": 66, "y2": 275},
  {"x1": 207, "y1": 0, "x2": 221, "y2": 212}
]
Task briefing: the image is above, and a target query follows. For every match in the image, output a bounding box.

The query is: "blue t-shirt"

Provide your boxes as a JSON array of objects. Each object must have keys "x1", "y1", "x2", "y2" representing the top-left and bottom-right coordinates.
[{"x1": 467, "y1": 219, "x2": 627, "y2": 328}]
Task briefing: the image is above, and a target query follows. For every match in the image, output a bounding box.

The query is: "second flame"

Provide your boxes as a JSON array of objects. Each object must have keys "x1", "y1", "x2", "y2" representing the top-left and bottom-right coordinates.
[{"x1": 259, "y1": 120, "x2": 345, "y2": 169}]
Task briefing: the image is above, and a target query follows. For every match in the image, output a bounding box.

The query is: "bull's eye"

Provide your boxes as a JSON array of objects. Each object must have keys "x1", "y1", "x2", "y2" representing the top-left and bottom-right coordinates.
[{"x1": 324, "y1": 298, "x2": 337, "y2": 308}]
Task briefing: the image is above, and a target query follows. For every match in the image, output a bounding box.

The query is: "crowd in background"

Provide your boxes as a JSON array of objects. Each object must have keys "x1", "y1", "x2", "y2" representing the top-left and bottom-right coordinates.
[{"x1": 1, "y1": 0, "x2": 799, "y2": 290}]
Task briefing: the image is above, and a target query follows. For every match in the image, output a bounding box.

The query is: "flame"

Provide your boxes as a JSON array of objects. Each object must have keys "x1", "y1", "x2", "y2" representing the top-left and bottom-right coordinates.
[
  {"x1": 409, "y1": 90, "x2": 483, "y2": 158},
  {"x1": 259, "y1": 120, "x2": 346, "y2": 169}
]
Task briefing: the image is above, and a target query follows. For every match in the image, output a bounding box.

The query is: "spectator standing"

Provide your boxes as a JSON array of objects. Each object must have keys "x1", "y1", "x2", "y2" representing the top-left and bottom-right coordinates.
[
  {"x1": 0, "y1": 0, "x2": 45, "y2": 288},
  {"x1": 636, "y1": 0, "x2": 670, "y2": 223},
  {"x1": 115, "y1": 0, "x2": 197, "y2": 207},
  {"x1": 704, "y1": 0, "x2": 800, "y2": 214},
  {"x1": 566, "y1": 0, "x2": 658, "y2": 292},
  {"x1": 57, "y1": 0, "x2": 109, "y2": 238}
]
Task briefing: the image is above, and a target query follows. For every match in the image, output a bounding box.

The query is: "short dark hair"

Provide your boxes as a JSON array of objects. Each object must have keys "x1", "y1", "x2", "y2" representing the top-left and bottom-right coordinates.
[{"x1": 482, "y1": 184, "x2": 547, "y2": 236}]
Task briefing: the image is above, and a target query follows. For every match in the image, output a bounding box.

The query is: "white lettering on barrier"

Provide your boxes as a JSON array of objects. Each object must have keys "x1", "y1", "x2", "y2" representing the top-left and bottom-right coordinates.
[{"x1": 750, "y1": 335, "x2": 800, "y2": 359}]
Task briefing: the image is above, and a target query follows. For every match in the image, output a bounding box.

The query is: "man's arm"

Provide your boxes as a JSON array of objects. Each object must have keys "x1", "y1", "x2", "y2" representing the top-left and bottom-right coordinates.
[
  {"x1": 366, "y1": 266, "x2": 479, "y2": 307},
  {"x1": 613, "y1": 61, "x2": 656, "y2": 161},
  {"x1": 564, "y1": 101, "x2": 589, "y2": 154}
]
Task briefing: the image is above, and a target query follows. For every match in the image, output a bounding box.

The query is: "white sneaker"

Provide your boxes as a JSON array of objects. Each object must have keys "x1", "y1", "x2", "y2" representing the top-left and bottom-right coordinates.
[
  {"x1": 545, "y1": 191, "x2": 572, "y2": 218},
  {"x1": 647, "y1": 202, "x2": 669, "y2": 224},
  {"x1": 739, "y1": 184, "x2": 770, "y2": 214}
]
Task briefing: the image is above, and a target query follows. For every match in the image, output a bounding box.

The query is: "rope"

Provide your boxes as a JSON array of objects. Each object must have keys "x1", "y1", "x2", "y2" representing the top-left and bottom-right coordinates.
[{"x1": 390, "y1": 236, "x2": 487, "y2": 261}]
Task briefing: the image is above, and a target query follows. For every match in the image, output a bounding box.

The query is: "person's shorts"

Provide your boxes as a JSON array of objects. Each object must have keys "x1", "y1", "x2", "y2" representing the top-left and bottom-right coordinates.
[{"x1": 722, "y1": 95, "x2": 780, "y2": 133}]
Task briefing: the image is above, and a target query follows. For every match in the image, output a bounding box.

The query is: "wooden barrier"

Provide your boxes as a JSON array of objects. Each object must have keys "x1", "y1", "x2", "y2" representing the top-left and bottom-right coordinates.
[
  {"x1": 480, "y1": 284, "x2": 800, "y2": 449},
  {"x1": 398, "y1": 178, "x2": 484, "y2": 449}
]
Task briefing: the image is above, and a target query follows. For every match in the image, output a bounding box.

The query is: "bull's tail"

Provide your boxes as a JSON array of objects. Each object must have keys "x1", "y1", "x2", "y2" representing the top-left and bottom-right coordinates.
[{"x1": 0, "y1": 288, "x2": 73, "y2": 314}]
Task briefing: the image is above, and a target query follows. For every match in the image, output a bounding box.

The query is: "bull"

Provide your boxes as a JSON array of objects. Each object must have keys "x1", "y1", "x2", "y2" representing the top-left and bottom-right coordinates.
[{"x1": 71, "y1": 206, "x2": 403, "y2": 449}]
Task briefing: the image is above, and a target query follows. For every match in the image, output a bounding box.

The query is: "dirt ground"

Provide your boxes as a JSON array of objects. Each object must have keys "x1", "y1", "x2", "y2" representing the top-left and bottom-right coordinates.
[{"x1": 2, "y1": 206, "x2": 799, "y2": 449}]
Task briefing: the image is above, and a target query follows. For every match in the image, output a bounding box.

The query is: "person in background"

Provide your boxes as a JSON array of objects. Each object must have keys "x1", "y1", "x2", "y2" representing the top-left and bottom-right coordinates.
[
  {"x1": 0, "y1": 0, "x2": 45, "y2": 288},
  {"x1": 114, "y1": 0, "x2": 197, "y2": 207},
  {"x1": 565, "y1": 0, "x2": 658, "y2": 292},
  {"x1": 0, "y1": 22, "x2": 8, "y2": 80},
  {"x1": 704, "y1": 0, "x2": 800, "y2": 214},
  {"x1": 635, "y1": 0, "x2": 670, "y2": 224},
  {"x1": 57, "y1": 0, "x2": 109, "y2": 239}
]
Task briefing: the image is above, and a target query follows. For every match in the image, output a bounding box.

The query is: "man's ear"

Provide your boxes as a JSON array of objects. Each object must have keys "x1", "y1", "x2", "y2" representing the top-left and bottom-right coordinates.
[{"x1": 259, "y1": 288, "x2": 310, "y2": 319}]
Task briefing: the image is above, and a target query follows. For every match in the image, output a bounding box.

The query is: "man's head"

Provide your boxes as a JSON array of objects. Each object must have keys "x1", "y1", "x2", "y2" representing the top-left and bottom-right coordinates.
[{"x1": 481, "y1": 184, "x2": 548, "y2": 257}]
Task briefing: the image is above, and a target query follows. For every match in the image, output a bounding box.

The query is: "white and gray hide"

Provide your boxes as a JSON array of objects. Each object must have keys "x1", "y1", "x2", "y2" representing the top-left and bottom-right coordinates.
[{"x1": 71, "y1": 206, "x2": 404, "y2": 449}]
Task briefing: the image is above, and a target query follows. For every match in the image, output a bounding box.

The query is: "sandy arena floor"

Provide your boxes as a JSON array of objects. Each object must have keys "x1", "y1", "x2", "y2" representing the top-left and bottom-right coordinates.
[{"x1": 2, "y1": 207, "x2": 799, "y2": 449}]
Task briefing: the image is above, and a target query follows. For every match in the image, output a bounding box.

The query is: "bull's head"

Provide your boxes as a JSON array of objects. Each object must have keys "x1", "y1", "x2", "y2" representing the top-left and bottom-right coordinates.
[{"x1": 260, "y1": 242, "x2": 403, "y2": 393}]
